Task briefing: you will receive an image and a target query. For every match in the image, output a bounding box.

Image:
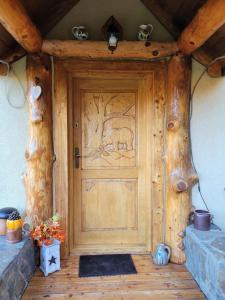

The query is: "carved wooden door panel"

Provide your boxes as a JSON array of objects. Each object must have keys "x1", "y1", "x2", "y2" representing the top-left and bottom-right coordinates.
[{"x1": 72, "y1": 74, "x2": 152, "y2": 254}]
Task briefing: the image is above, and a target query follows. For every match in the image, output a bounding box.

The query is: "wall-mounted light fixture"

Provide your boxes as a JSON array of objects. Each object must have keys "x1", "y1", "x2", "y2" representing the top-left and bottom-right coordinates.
[
  {"x1": 102, "y1": 16, "x2": 123, "y2": 53},
  {"x1": 108, "y1": 32, "x2": 119, "y2": 53}
]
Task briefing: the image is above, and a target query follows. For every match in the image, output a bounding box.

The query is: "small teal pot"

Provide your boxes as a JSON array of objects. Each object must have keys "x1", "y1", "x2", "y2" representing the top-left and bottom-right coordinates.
[{"x1": 153, "y1": 243, "x2": 171, "y2": 265}]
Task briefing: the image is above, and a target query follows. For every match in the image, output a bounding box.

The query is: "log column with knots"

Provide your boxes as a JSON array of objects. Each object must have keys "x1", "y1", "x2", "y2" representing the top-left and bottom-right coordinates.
[
  {"x1": 22, "y1": 54, "x2": 54, "y2": 227},
  {"x1": 165, "y1": 54, "x2": 198, "y2": 264}
]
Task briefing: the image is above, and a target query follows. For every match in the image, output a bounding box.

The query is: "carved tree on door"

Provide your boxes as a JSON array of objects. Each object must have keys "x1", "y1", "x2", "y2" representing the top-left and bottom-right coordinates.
[{"x1": 82, "y1": 92, "x2": 136, "y2": 168}]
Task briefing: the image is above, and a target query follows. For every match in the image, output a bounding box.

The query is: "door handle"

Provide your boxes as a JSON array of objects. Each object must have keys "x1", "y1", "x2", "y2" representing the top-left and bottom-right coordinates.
[{"x1": 74, "y1": 147, "x2": 81, "y2": 168}]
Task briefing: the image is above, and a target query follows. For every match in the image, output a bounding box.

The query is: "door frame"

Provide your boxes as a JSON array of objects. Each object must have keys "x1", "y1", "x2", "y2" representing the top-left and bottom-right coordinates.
[{"x1": 53, "y1": 59, "x2": 167, "y2": 257}]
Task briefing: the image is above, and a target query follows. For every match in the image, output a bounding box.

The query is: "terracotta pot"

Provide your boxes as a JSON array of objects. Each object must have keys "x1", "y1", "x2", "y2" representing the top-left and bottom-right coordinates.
[
  {"x1": 0, "y1": 207, "x2": 18, "y2": 235},
  {"x1": 0, "y1": 219, "x2": 6, "y2": 235},
  {"x1": 6, "y1": 228, "x2": 22, "y2": 243}
]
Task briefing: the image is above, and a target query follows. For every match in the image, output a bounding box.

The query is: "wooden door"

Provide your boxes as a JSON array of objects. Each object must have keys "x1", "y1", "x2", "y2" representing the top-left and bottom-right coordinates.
[{"x1": 71, "y1": 71, "x2": 152, "y2": 254}]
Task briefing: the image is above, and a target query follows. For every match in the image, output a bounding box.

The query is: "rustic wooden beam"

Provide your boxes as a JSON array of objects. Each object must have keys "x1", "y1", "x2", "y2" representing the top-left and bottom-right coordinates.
[
  {"x1": 34, "y1": 0, "x2": 80, "y2": 36},
  {"x1": 22, "y1": 54, "x2": 53, "y2": 227},
  {"x1": 0, "y1": 0, "x2": 42, "y2": 52},
  {"x1": 0, "y1": 47, "x2": 26, "y2": 75},
  {"x1": 0, "y1": 63, "x2": 8, "y2": 75},
  {"x1": 178, "y1": 0, "x2": 225, "y2": 55},
  {"x1": 140, "y1": 0, "x2": 180, "y2": 38},
  {"x1": 0, "y1": 0, "x2": 81, "y2": 75},
  {"x1": 165, "y1": 54, "x2": 198, "y2": 264},
  {"x1": 42, "y1": 40, "x2": 178, "y2": 60},
  {"x1": 207, "y1": 59, "x2": 225, "y2": 77},
  {"x1": 140, "y1": 0, "x2": 225, "y2": 77}
]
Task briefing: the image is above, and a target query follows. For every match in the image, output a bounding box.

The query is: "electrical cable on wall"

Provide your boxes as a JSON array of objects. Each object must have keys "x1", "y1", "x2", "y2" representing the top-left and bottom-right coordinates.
[
  {"x1": 190, "y1": 54, "x2": 225, "y2": 212},
  {"x1": 0, "y1": 60, "x2": 26, "y2": 109}
]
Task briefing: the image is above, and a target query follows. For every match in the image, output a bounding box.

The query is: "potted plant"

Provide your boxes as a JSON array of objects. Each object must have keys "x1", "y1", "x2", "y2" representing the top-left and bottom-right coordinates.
[
  {"x1": 6, "y1": 210, "x2": 23, "y2": 243},
  {"x1": 30, "y1": 215, "x2": 65, "y2": 276}
]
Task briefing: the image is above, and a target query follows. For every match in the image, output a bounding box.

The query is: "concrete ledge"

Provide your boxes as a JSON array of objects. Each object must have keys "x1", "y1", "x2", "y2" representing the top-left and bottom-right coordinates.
[
  {"x1": 185, "y1": 225, "x2": 225, "y2": 300},
  {"x1": 0, "y1": 237, "x2": 36, "y2": 300}
]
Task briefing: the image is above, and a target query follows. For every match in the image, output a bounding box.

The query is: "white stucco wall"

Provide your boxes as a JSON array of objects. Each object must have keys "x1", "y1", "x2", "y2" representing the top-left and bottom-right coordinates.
[
  {"x1": 0, "y1": 0, "x2": 224, "y2": 231},
  {"x1": 0, "y1": 57, "x2": 28, "y2": 216},
  {"x1": 191, "y1": 60, "x2": 225, "y2": 231}
]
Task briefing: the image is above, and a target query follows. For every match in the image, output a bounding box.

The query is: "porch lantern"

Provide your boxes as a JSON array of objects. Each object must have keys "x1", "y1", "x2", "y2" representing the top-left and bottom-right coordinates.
[
  {"x1": 107, "y1": 32, "x2": 119, "y2": 53},
  {"x1": 102, "y1": 16, "x2": 123, "y2": 53}
]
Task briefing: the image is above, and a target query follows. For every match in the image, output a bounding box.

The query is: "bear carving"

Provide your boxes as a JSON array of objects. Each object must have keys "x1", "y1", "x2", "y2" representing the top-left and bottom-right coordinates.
[
  {"x1": 102, "y1": 127, "x2": 134, "y2": 151},
  {"x1": 101, "y1": 117, "x2": 135, "y2": 152}
]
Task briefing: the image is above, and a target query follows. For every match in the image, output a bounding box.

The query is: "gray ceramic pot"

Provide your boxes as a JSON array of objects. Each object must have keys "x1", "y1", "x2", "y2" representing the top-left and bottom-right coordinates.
[{"x1": 194, "y1": 209, "x2": 211, "y2": 231}]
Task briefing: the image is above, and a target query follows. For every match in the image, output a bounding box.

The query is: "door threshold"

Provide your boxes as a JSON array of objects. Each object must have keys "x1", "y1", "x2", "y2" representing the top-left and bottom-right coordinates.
[{"x1": 70, "y1": 248, "x2": 151, "y2": 256}]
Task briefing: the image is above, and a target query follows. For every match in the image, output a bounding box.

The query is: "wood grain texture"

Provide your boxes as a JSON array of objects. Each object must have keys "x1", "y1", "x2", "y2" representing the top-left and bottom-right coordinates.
[
  {"x1": 0, "y1": 0, "x2": 42, "y2": 52},
  {"x1": 140, "y1": 0, "x2": 181, "y2": 38},
  {"x1": 0, "y1": 0, "x2": 80, "y2": 67},
  {"x1": 72, "y1": 75, "x2": 152, "y2": 254},
  {"x1": 140, "y1": 0, "x2": 225, "y2": 77},
  {"x1": 22, "y1": 0, "x2": 80, "y2": 36},
  {"x1": 151, "y1": 68, "x2": 166, "y2": 252},
  {"x1": 42, "y1": 40, "x2": 178, "y2": 60},
  {"x1": 22, "y1": 255, "x2": 204, "y2": 299},
  {"x1": 207, "y1": 59, "x2": 225, "y2": 77},
  {"x1": 0, "y1": 47, "x2": 26, "y2": 75},
  {"x1": 23, "y1": 54, "x2": 53, "y2": 227},
  {"x1": 178, "y1": 0, "x2": 225, "y2": 54},
  {"x1": 54, "y1": 60, "x2": 167, "y2": 257},
  {"x1": 0, "y1": 63, "x2": 8, "y2": 75},
  {"x1": 202, "y1": 23, "x2": 225, "y2": 59},
  {"x1": 53, "y1": 61, "x2": 70, "y2": 257},
  {"x1": 165, "y1": 54, "x2": 198, "y2": 264}
]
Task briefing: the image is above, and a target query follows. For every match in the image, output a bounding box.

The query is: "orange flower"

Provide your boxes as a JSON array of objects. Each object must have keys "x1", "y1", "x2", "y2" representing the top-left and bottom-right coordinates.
[
  {"x1": 30, "y1": 215, "x2": 65, "y2": 246},
  {"x1": 44, "y1": 239, "x2": 53, "y2": 246}
]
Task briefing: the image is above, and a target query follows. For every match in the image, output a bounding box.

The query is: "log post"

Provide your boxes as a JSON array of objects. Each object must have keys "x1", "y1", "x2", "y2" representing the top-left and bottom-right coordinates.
[
  {"x1": 23, "y1": 54, "x2": 53, "y2": 227},
  {"x1": 165, "y1": 54, "x2": 198, "y2": 264}
]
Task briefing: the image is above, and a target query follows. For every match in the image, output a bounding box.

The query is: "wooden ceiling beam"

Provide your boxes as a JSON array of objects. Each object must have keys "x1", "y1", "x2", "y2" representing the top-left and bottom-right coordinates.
[
  {"x1": 141, "y1": 0, "x2": 225, "y2": 77},
  {"x1": 0, "y1": 64, "x2": 8, "y2": 75},
  {"x1": 140, "y1": 0, "x2": 180, "y2": 38},
  {"x1": 0, "y1": 0, "x2": 81, "y2": 75},
  {"x1": 0, "y1": 0, "x2": 42, "y2": 53},
  {"x1": 41, "y1": 40, "x2": 178, "y2": 60},
  {"x1": 0, "y1": 46, "x2": 26, "y2": 75},
  {"x1": 140, "y1": 1, "x2": 212, "y2": 65},
  {"x1": 178, "y1": 0, "x2": 225, "y2": 55}
]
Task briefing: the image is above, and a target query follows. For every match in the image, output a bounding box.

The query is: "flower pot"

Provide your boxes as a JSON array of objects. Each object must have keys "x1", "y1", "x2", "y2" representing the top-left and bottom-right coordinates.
[
  {"x1": 40, "y1": 239, "x2": 61, "y2": 276},
  {"x1": 6, "y1": 228, "x2": 22, "y2": 243},
  {"x1": 0, "y1": 207, "x2": 17, "y2": 235},
  {"x1": 6, "y1": 214, "x2": 23, "y2": 243},
  {"x1": 0, "y1": 219, "x2": 7, "y2": 236},
  {"x1": 194, "y1": 210, "x2": 211, "y2": 231}
]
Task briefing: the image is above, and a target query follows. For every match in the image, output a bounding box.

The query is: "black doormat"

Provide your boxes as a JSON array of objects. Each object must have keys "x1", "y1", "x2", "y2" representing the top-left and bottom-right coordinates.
[{"x1": 79, "y1": 254, "x2": 137, "y2": 277}]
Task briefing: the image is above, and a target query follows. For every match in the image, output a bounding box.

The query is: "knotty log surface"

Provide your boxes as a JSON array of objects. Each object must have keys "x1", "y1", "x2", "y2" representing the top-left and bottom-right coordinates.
[
  {"x1": 165, "y1": 54, "x2": 198, "y2": 264},
  {"x1": 23, "y1": 54, "x2": 53, "y2": 227},
  {"x1": 178, "y1": 0, "x2": 225, "y2": 54},
  {"x1": 0, "y1": 0, "x2": 42, "y2": 52},
  {"x1": 42, "y1": 40, "x2": 178, "y2": 60}
]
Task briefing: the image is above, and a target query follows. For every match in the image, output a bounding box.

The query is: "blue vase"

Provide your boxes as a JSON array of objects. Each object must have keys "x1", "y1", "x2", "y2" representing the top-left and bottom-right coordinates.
[{"x1": 153, "y1": 243, "x2": 171, "y2": 265}]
